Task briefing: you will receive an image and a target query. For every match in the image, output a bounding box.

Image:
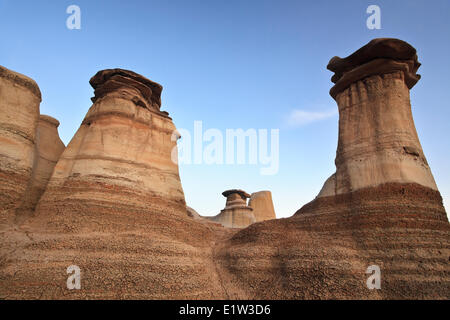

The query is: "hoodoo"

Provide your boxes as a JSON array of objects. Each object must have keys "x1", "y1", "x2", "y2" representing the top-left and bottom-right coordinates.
[
  {"x1": 0, "y1": 66, "x2": 41, "y2": 225},
  {"x1": 319, "y1": 38, "x2": 438, "y2": 197},
  {"x1": 218, "y1": 39, "x2": 449, "y2": 299},
  {"x1": 35, "y1": 69, "x2": 187, "y2": 231},
  {"x1": 248, "y1": 191, "x2": 276, "y2": 222},
  {"x1": 0, "y1": 42, "x2": 448, "y2": 300},
  {"x1": 208, "y1": 189, "x2": 255, "y2": 228}
]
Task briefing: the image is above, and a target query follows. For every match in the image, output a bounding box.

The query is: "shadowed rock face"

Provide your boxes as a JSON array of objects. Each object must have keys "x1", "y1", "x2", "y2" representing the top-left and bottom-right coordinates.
[
  {"x1": 319, "y1": 38, "x2": 437, "y2": 198},
  {"x1": 0, "y1": 66, "x2": 41, "y2": 224},
  {"x1": 34, "y1": 69, "x2": 186, "y2": 232}
]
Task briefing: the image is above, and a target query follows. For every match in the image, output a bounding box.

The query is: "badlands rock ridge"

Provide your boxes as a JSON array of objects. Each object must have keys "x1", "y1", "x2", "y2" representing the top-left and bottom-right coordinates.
[{"x1": 0, "y1": 38, "x2": 448, "y2": 299}]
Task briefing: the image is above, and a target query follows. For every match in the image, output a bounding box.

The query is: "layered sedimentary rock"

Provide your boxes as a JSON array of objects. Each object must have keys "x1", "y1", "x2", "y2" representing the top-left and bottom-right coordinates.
[
  {"x1": 248, "y1": 191, "x2": 276, "y2": 222},
  {"x1": 208, "y1": 190, "x2": 255, "y2": 228},
  {"x1": 216, "y1": 39, "x2": 449, "y2": 299},
  {"x1": 0, "y1": 66, "x2": 41, "y2": 225},
  {"x1": 34, "y1": 69, "x2": 186, "y2": 231},
  {"x1": 0, "y1": 41, "x2": 448, "y2": 300},
  {"x1": 319, "y1": 38, "x2": 437, "y2": 197},
  {"x1": 1, "y1": 69, "x2": 234, "y2": 299},
  {"x1": 16, "y1": 115, "x2": 65, "y2": 220}
]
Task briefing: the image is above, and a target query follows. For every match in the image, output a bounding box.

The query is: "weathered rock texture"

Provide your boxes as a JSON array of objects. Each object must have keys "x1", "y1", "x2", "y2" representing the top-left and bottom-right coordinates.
[
  {"x1": 1, "y1": 69, "x2": 233, "y2": 299},
  {"x1": 0, "y1": 66, "x2": 41, "y2": 225},
  {"x1": 248, "y1": 191, "x2": 276, "y2": 222},
  {"x1": 215, "y1": 39, "x2": 449, "y2": 299},
  {"x1": 208, "y1": 190, "x2": 255, "y2": 228},
  {"x1": 0, "y1": 41, "x2": 449, "y2": 300},
  {"x1": 319, "y1": 38, "x2": 437, "y2": 197},
  {"x1": 34, "y1": 69, "x2": 186, "y2": 231},
  {"x1": 16, "y1": 115, "x2": 65, "y2": 220}
]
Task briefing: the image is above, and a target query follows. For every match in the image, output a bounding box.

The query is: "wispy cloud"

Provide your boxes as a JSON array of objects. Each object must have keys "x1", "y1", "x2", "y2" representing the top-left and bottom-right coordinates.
[{"x1": 286, "y1": 109, "x2": 337, "y2": 127}]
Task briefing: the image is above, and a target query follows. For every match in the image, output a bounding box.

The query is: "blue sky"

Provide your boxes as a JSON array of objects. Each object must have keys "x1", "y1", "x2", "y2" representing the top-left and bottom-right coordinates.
[{"x1": 0, "y1": 0, "x2": 449, "y2": 218}]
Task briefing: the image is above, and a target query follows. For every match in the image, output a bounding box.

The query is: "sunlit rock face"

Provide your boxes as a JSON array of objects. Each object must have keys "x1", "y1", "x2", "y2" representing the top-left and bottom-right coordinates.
[
  {"x1": 35, "y1": 69, "x2": 186, "y2": 232},
  {"x1": 208, "y1": 189, "x2": 255, "y2": 228},
  {"x1": 0, "y1": 66, "x2": 41, "y2": 224},
  {"x1": 319, "y1": 38, "x2": 437, "y2": 197},
  {"x1": 16, "y1": 115, "x2": 65, "y2": 220},
  {"x1": 249, "y1": 191, "x2": 276, "y2": 222}
]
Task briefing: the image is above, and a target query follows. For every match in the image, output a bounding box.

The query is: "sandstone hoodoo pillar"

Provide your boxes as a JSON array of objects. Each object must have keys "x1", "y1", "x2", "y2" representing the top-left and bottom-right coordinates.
[
  {"x1": 209, "y1": 189, "x2": 255, "y2": 228},
  {"x1": 318, "y1": 38, "x2": 438, "y2": 198},
  {"x1": 248, "y1": 191, "x2": 276, "y2": 222},
  {"x1": 35, "y1": 69, "x2": 186, "y2": 229},
  {"x1": 0, "y1": 66, "x2": 41, "y2": 223}
]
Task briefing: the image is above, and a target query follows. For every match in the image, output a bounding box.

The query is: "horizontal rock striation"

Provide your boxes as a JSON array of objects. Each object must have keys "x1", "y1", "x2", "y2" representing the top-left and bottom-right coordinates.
[
  {"x1": 0, "y1": 66, "x2": 41, "y2": 225},
  {"x1": 1, "y1": 41, "x2": 448, "y2": 300},
  {"x1": 217, "y1": 183, "x2": 449, "y2": 299}
]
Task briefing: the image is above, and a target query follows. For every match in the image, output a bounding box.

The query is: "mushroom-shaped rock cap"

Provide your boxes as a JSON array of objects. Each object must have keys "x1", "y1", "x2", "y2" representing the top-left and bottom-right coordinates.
[
  {"x1": 328, "y1": 38, "x2": 421, "y2": 98},
  {"x1": 222, "y1": 189, "x2": 251, "y2": 199},
  {"x1": 89, "y1": 68, "x2": 163, "y2": 109}
]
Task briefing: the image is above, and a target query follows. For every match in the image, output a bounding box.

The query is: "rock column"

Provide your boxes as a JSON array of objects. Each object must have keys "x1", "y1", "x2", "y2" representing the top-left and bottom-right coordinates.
[
  {"x1": 209, "y1": 189, "x2": 255, "y2": 228},
  {"x1": 0, "y1": 66, "x2": 41, "y2": 224},
  {"x1": 318, "y1": 38, "x2": 438, "y2": 197}
]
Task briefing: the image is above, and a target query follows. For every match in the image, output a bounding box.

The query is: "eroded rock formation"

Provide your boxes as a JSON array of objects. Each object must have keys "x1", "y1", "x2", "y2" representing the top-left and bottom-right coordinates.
[
  {"x1": 0, "y1": 66, "x2": 41, "y2": 225},
  {"x1": 208, "y1": 190, "x2": 255, "y2": 228},
  {"x1": 16, "y1": 115, "x2": 65, "y2": 220},
  {"x1": 0, "y1": 40, "x2": 448, "y2": 300},
  {"x1": 1, "y1": 69, "x2": 231, "y2": 299},
  {"x1": 248, "y1": 191, "x2": 276, "y2": 222},
  {"x1": 34, "y1": 69, "x2": 186, "y2": 232},
  {"x1": 216, "y1": 39, "x2": 449, "y2": 299},
  {"x1": 319, "y1": 38, "x2": 437, "y2": 197}
]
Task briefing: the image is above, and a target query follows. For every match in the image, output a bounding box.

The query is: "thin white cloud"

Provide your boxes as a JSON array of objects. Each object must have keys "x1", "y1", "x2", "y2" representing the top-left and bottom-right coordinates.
[{"x1": 287, "y1": 109, "x2": 337, "y2": 127}]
